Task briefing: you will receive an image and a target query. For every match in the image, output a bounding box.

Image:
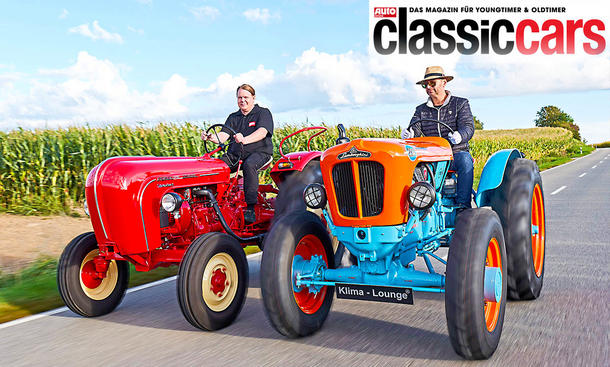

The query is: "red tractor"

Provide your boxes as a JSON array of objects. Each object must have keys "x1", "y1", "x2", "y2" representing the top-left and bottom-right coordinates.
[{"x1": 57, "y1": 124, "x2": 327, "y2": 331}]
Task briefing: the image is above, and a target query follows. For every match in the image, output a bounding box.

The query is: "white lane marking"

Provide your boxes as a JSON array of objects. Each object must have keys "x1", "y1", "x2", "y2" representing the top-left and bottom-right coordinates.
[
  {"x1": 551, "y1": 186, "x2": 567, "y2": 195},
  {"x1": 126, "y1": 275, "x2": 177, "y2": 294},
  {"x1": 579, "y1": 173, "x2": 587, "y2": 177},
  {"x1": 0, "y1": 252, "x2": 263, "y2": 329},
  {"x1": 0, "y1": 307, "x2": 69, "y2": 329},
  {"x1": 592, "y1": 165, "x2": 597, "y2": 169}
]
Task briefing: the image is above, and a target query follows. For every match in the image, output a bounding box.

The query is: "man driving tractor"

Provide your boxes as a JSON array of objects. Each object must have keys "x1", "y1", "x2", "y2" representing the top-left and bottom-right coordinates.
[
  {"x1": 402, "y1": 66, "x2": 475, "y2": 210},
  {"x1": 202, "y1": 83, "x2": 274, "y2": 223}
]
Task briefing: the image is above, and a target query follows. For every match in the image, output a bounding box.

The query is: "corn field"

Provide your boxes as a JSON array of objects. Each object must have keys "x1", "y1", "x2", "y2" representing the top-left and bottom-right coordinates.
[{"x1": 0, "y1": 123, "x2": 577, "y2": 215}]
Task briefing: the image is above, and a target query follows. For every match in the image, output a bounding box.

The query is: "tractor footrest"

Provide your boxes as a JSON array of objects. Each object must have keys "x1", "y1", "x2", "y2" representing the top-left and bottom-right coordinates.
[{"x1": 335, "y1": 283, "x2": 413, "y2": 305}]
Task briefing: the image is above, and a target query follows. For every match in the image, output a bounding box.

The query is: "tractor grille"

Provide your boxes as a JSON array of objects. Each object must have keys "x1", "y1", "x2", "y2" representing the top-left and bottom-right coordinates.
[
  {"x1": 332, "y1": 162, "x2": 358, "y2": 217},
  {"x1": 358, "y1": 161, "x2": 384, "y2": 216},
  {"x1": 331, "y1": 161, "x2": 384, "y2": 217}
]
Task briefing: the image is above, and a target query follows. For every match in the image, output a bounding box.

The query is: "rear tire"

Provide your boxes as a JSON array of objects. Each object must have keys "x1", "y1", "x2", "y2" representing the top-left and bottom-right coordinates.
[
  {"x1": 273, "y1": 160, "x2": 323, "y2": 219},
  {"x1": 490, "y1": 158, "x2": 546, "y2": 300},
  {"x1": 57, "y1": 232, "x2": 129, "y2": 317},
  {"x1": 446, "y1": 208, "x2": 507, "y2": 360},
  {"x1": 260, "y1": 211, "x2": 335, "y2": 337},
  {"x1": 177, "y1": 232, "x2": 248, "y2": 331}
]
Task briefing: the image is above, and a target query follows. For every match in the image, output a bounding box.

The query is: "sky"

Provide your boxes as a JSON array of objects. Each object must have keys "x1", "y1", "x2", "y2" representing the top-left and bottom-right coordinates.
[{"x1": 0, "y1": 0, "x2": 609, "y2": 143}]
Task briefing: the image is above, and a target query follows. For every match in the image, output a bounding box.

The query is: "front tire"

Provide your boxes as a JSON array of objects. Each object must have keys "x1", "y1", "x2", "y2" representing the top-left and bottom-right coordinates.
[
  {"x1": 260, "y1": 211, "x2": 335, "y2": 337},
  {"x1": 57, "y1": 232, "x2": 129, "y2": 317},
  {"x1": 177, "y1": 232, "x2": 248, "y2": 331},
  {"x1": 446, "y1": 208, "x2": 507, "y2": 360},
  {"x1": 491, "y1": 158, "x2": 546, "y2": 300},
  {"x1": 274, "y1": 160, "x2": 353, "y2": 265}
]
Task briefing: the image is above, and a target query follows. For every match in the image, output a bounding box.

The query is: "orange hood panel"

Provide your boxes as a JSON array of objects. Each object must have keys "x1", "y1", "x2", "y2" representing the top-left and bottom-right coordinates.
[{"x1": 320, "y1": 138, "x2": 452, "y2": 227}]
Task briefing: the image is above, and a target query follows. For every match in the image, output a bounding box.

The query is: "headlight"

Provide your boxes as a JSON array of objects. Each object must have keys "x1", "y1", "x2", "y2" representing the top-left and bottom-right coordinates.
[
  {"x1": 303, "y1": 183, "x2": 327, "y2": 209},
  {"x1": 407, "y1": 182, "x2": 436, "y2": 210},
  {"x1": 161, "y1": 192, "x2": 183, "y2": 212},
  {"x1": 84, "y1": 199, "x2": 90, "y2": 217}
]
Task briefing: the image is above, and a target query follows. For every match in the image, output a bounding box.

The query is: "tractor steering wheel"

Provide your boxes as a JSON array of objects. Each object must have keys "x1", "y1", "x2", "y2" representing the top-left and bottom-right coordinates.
[
  {"x1": 407, "y1": 118, "x2": 455, "y2": 137},
  {"x1": 203, "y1": 124, "x2": 242, "y2": 166}
]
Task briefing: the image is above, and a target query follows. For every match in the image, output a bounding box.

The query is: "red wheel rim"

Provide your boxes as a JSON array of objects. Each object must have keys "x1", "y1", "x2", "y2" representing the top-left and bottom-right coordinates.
[
  {"x1": 293, "y1": 234, "x2": 328, "y2": 314},
  {"x1": 81, "y1": 259, "x2": 102, "y2": 289},
  {"x1": 79, "y1": 250, "x2": 119, "y2": 300},
  {"x1": 484, "y1": 237, "x2": 502, "y2": 332},
  {"x1": 531, "y1": 184, "x2": 545, "y2": 277},
  {"x1": 210, "y1": 268, "x2": 227, "y2": 296}
]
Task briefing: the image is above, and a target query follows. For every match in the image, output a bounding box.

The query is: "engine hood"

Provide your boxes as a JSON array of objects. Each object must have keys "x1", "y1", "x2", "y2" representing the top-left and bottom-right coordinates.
[{"x1": 85, "y1": 156, "x2": 230, "y2": 253}]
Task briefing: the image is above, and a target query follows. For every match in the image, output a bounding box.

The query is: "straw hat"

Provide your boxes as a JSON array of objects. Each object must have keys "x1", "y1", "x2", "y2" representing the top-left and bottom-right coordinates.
[{"x1": 416, "y1": 66, "x2": 454, "y2": 85}]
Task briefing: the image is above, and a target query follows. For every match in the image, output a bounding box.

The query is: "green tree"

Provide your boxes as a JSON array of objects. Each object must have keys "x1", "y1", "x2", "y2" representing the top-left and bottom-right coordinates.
[
  {"x1": 473, "y1": 116, "x2": 484, "y2": 130},
  {"x1": 534, "y1": 105, "x2": 581, "y2": 140}
]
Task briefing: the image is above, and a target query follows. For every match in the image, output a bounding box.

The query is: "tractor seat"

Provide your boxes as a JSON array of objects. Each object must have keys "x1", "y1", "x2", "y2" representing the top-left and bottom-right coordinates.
[
  {"x1": 259, "y1": 156, "x2": 273, "y2": 171},
  {"x1": 230, "y1": 155, "x2": 274, "y2": 178}
]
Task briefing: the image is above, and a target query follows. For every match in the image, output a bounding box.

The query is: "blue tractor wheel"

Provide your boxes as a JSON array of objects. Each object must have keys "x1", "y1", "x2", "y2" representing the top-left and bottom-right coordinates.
[
  {"x1": 491, "y1": 158, "x2": 546, "y2": 300},
  {"x1": 260, "y1": 210, "x2": 335, "y2": 337},
  {"x1": 445, "y1": 208, "x2": 507, "y2": 360}
]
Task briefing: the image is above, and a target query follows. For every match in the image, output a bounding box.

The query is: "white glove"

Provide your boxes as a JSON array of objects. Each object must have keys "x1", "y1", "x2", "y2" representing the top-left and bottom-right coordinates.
[
  {"x1": 401, "y1": 128, "x2": 414, "y2": 139},
  {"x1": 448, "y1": 131, "x2": 462, "y2": 144}
]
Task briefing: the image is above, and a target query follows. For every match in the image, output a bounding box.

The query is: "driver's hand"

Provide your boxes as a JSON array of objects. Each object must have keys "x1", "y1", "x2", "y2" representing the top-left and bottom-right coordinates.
[
  {"x1": 401, "y1": 128, "x2": 414, "y2": 139},
  {"x1": 234, "y1": 133, "x2": 245, "y2": 144},
  {"x1": 201, "y1": 132, "x2": 211, "y2": 141},
  {"x1": 448, "y1": 131, "x2": 462, "y2": 144}
]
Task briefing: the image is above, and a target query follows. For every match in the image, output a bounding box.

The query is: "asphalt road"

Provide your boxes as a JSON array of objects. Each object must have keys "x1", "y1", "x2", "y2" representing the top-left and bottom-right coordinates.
[{"x1": 2, "y1": 149, "x2": 609, "y2": 367}]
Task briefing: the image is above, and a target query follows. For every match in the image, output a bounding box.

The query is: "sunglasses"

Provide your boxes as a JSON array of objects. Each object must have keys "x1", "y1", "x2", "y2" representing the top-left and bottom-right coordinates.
[{"x1": 421, "y1": 80, "x2": 442, "y2": 88}]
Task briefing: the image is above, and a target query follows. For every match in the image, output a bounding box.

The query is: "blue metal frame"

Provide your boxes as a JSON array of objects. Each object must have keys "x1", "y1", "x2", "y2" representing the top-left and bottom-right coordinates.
[
  {"x1": 291, "y1": 152, "x2": 514, "y2": 298},
  {"x1": 312, "y1": 197, "x2": 452, "y2": 293}
]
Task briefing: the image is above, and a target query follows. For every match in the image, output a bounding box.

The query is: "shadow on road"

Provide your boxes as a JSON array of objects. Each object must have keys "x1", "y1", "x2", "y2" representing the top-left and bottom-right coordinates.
[
  {"x1": 51, "y1": 253, "x2": 459, "y2": 361},
  {"x1": 220, "y1": 295, "x2": 460, "y2": 361},
  {"x1": 53, "y1": 278, "x2": 458, "y2": 361}
]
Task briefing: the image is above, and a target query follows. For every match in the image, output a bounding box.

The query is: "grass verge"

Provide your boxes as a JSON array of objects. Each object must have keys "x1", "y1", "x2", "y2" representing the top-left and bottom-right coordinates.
[
  {"x1": 536, "y1": 144, "x2": 594, "y2": 171},
  {"x1": 0, "y1": 246, "x2": 260, "y2": 324}
]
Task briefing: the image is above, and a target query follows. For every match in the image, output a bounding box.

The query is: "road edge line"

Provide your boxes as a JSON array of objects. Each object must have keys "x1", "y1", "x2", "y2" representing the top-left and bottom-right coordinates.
[
  {"x1": 0, "y1": 252, "x2": 263, "y2": 329},
  {"x1": 541, "y1": 149, "x2": 596, "y2": 174}
]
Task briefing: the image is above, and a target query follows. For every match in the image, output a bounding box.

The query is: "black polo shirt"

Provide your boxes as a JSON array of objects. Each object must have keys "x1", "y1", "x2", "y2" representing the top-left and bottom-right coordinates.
[{"x1": 222, "y1": 104, "x2": 274, "y2": 156}]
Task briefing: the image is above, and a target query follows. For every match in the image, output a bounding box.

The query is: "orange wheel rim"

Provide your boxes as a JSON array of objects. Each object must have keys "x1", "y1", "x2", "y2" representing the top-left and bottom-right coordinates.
[
  {"x1": 531, "y1": 184, "x2": 545, "y2": 277},
  {"x1": 484, "y1": 237, "x2": 502, "y2": 332},
  {"x1": 292, "y1": 234, "x2": 328, "y2": 314}
]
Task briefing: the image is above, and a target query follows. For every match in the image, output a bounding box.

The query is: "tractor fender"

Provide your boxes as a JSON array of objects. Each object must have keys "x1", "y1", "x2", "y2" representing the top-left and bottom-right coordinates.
[
  {"x1": 475, "y1": 149, "x2": 523, "y2": 207},
  {"x1": 270, "y1": 151, "x2": 322, "y2": 186}
]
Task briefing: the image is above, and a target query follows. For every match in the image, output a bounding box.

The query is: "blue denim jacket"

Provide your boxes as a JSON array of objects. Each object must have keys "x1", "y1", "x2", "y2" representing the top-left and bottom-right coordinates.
[{"x1": 409, "y1": 91, "x2": 475, "y2": 153}]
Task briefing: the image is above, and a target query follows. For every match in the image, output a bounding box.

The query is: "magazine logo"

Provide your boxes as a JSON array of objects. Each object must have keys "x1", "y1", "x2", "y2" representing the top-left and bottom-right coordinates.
[
  {"x1": 371, "y1": 7, "x2": 606, "y2": 55},
  {"x1": 374, "y1": 7, "x2": 396, "y2": 18},
  {"x1": 338, "y1": 147, "x2": 372, "y2": 160}
]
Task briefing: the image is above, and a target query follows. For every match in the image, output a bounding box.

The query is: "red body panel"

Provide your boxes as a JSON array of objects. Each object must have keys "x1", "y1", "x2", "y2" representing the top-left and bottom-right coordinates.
[
  {"x1": 86, "y1": 156, "x2": 230, "y2": 256},
  {"x1": 270, "y1": 151, "x2": 322, "y2": 185},
  {"x1": 270, "y1": 126, "x2": 327, "y2": 185}
]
